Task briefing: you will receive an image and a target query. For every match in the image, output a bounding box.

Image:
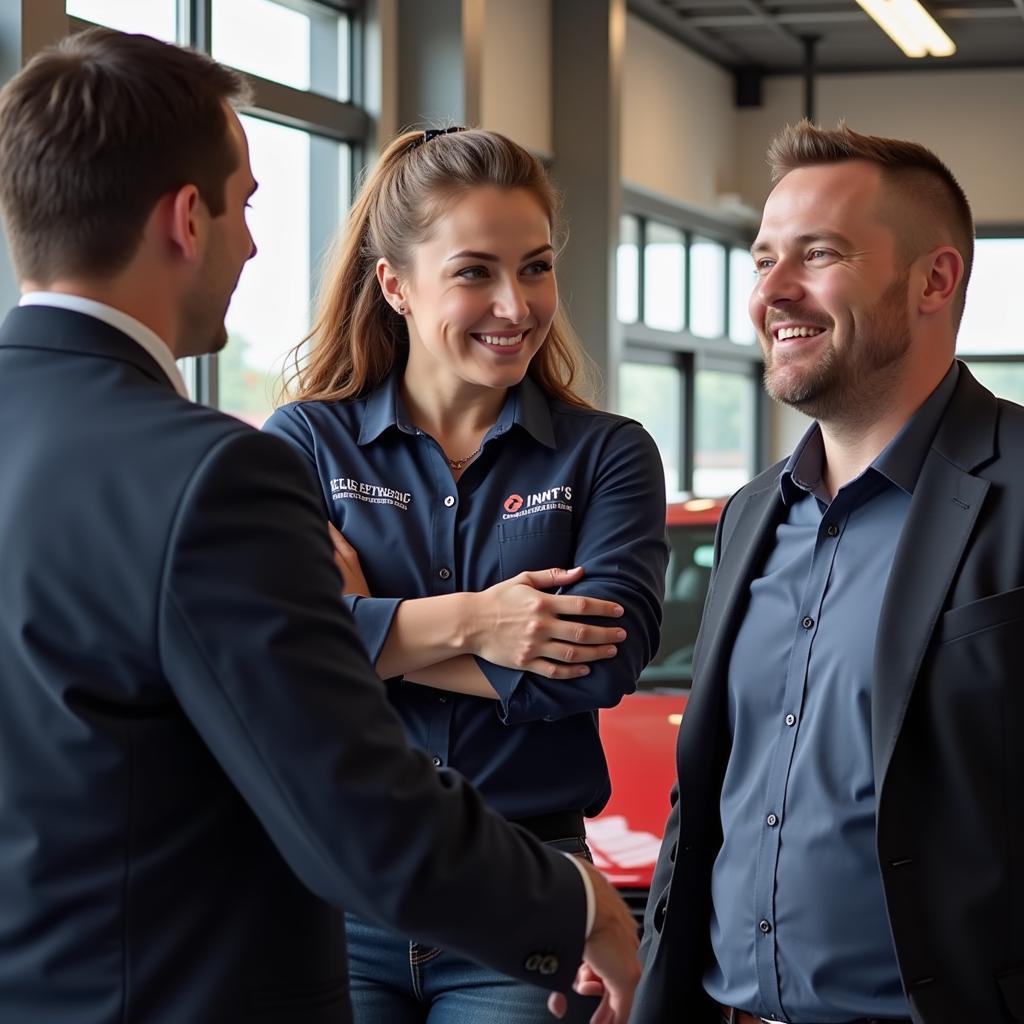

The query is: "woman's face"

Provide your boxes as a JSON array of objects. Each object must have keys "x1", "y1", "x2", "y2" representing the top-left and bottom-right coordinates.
[{"x1": 397, "y1": 185, "x2": 558, "y2": 392}]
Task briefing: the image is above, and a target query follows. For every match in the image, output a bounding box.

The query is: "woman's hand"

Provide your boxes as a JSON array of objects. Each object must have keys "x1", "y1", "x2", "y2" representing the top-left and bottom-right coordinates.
[
  {"x1": 327, "y1": 522, "x2": 371, "y2": 597},
  {"x1": 468, "y1": 567, "x2": 627, "y2": 678}
]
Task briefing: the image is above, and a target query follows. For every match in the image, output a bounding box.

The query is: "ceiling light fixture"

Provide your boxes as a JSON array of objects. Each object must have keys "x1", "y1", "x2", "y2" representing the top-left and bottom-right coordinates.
[{"x1": 855, "y1": 0, "x2": 956, "y2": 58}]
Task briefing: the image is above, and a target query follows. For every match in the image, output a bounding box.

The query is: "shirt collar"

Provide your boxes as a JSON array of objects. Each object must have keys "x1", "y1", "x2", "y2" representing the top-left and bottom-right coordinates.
[
  {"x1": 19, "y1": 291, "x2": 189, "y2": 399},
  {"x1": 780, "y1": 361, "x2": 960, "y2": 505},
  {"x1": 357, "y1": 368, "x2": 557, "y2": 449}
]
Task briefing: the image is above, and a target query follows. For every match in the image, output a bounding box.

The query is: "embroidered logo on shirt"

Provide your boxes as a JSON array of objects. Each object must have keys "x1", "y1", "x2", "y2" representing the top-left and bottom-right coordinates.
[
  {"x1": 500, "y1": 485, "x2": 573, "y2": 520},
  {"x1": 329, "y1": 476, "x2": 412, "y2": 511}
]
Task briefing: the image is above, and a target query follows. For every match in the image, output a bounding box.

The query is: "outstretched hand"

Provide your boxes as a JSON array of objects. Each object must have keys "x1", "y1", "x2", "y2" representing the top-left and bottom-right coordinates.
[{"x1": 548, "y1": 860, "x2": 641, "y2": 1023}]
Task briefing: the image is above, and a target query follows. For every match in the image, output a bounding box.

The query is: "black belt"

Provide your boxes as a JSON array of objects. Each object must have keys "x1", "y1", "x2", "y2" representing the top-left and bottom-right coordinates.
[{"x1": 510, "y1": 811, "x2": 585, "y2": 843}]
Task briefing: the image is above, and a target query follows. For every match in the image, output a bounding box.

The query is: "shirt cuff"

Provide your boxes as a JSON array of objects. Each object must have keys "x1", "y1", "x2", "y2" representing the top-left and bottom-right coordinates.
[
  {"x1": 564, "y1": 852, "x2": 595, "y2": 939},
  {"x1": 341, "y1": 595, "x2": 402, "y2": 667}
]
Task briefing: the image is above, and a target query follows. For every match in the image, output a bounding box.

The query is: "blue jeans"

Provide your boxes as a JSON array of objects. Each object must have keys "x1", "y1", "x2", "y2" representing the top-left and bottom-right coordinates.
[{"x1": 345, "y1": 840, "x2": 601, "y2": 1024}]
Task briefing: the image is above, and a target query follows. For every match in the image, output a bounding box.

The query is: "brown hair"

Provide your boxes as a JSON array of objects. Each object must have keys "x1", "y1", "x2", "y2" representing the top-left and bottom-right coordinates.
[
  {"x1": 285, "y1": 128, "x2": 593, "y2": 407},
  {"x1": 0, "y1": 27, "x2": 250, "y2": 283},
  {"x1": 767, "y1": 119, "x2": 974, "y2": 324}
]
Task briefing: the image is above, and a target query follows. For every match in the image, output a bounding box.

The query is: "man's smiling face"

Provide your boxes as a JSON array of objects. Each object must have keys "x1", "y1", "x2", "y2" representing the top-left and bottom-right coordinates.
[{"x1": 749, "y1": 159, "x2": 914, "y2": 421}]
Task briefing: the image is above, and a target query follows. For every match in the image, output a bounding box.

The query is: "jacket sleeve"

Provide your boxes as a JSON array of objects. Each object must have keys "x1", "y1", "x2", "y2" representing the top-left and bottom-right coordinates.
[
  {"x1": 263, "y1": 405, "x2": 401, "y2": 666},
  {"x1": 156, "y1": 428, "x2": 585, "y2": 989},
  {"x1": 479, "y1": 420, "x2": 669, "y2": 725}
]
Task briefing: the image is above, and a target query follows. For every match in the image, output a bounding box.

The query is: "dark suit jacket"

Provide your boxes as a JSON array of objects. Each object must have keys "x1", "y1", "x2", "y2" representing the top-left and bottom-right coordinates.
[
  {"x1": 634, "y1": 364, "x2": 1024, "y2": 1024},
  {"x1": 0, "y1": 305, "x2": 585, "y2": 1023}
]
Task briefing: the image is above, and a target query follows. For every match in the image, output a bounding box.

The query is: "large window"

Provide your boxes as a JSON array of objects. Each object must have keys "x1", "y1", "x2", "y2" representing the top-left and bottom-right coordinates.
[
  {"x1": 64, "y1": 0, "x2": 364, "y2": 427},
  {"x1": 616, "y1": 194, "x2": 763, "y2": 496},
  {"x1": 66, "y1": 0, "x2": 176, "y2": 40},
  {"x1": 958, "y1": 235, "x2": 1024, "y2": 405},
  {"x1": 619, "y1": 359, "x2": 683, "y2": 494}
]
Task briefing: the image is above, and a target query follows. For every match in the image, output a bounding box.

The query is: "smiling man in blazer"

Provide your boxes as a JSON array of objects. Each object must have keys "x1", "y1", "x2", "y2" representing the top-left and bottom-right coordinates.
[
  {"x1": 634, "y1": 122, "x2": 1024, "y2": 1024},
  {"x1": 0, "y1": 28, "x2": 640, "y2": 1024}
]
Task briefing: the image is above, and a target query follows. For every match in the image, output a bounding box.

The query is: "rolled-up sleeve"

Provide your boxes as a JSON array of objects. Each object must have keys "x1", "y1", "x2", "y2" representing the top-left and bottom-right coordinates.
[
  {"x1": 342, "y1": 594, "x2": 402, "y2": 666},
  {"x1": 479, "y1": 420, "x2": 668, "y2": 725}
]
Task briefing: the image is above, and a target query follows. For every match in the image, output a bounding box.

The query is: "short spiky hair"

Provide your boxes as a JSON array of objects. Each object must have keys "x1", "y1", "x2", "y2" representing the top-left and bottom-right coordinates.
[{"x1": 766, "y1": 120, "x2": 974, "y2": 324}]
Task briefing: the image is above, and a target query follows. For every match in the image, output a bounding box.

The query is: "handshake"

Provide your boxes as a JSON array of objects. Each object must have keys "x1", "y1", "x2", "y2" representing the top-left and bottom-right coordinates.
[{"x1": 548, "y1": 858, "x2": 643, "y2": 1024}]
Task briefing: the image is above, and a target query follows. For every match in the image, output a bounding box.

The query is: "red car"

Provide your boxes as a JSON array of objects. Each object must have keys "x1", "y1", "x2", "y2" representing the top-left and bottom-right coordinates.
[{"x1": 586, "y1": 497, "x2": 725, "y2": 924}]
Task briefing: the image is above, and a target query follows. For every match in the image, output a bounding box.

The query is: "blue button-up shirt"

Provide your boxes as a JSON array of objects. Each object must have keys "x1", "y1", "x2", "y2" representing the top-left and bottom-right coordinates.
[
  {"x1": 264, "y1": 371, "x2": 667, "y2": 819},
  {"x1": 704, "y1": 364, "x2": 958, "y2": 1023}
]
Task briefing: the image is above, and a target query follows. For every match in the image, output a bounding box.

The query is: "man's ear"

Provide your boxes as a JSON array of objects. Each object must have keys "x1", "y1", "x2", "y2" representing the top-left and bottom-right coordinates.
[
  {"x1": 166, "y1": 184, "x2": 204, "y2": 263},
  {"x1": 376, "y1": 257, "x2": 407, "y2": 314},
  {"x1": 917, "y1": 245, "x2": 964, "y2": 317}
]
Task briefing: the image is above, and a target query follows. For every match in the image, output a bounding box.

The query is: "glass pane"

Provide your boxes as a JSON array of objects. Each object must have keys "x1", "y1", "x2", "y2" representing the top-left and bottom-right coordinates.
[
  {"x1": 177, "y1": 357, "x2": 198, "y2": 401},
  {"x1": 694, "y1": 369, "x2": 755, "y2": 496},
  {"x1": 644, "y1": 222, "x2": 685, "y2": 333},
  {"x1": 67, "y1": 0, "x2": 176, "y2": 40},
  {"x1": 221, "y1": 117, "x2": 349, "y2": 426},
  {"x1": 619, "y1": 362, "x2": 681, "y2": 494},
  {"x1": 213, "y1": 0, "x2": 350, "y2": 101},
  {"x1": 958, "y1": 238, "x2": 1024, "y2": 355},
  {"x1": 689, "y1": 237, "x2": 726, "y2": 339},
  {"x1": 963, "y1": 361, "x2": 1024, "y2": 405},
  {"x1": 616, "y1": 215, "x2": 640, "y2": 325},
  {"x1": 728, "y1": 246, "x2": 756, "y2": 345},
  {"x1": 639, "y1": 517, "x2": 717, "y2": 690}
]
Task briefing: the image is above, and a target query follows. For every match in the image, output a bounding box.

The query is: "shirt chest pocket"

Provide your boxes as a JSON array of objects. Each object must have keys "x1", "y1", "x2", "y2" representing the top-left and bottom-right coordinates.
[{"x1": 497, "y1": 515, "x2": 575, "y2": 579}]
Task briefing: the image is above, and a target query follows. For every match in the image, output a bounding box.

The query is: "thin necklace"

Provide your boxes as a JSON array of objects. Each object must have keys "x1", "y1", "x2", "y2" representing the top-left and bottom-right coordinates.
[{"x1": 446, "y1": 444, "x2": 482, "y2": 471}]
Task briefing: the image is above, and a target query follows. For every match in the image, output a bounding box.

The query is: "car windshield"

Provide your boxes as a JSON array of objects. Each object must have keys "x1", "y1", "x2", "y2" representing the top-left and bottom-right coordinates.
[{"x1": 638, "y1": 522, "x2": 716, "y2": 692}]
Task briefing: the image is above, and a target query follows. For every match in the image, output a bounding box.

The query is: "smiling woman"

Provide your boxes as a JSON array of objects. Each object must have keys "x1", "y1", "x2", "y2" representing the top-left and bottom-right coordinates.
[{"x1": 263, "y1": 126, "x2": 669, "y2": 1024}]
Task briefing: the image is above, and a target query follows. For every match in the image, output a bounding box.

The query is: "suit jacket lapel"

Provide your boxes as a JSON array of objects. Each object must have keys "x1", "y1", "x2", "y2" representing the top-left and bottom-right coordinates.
[{"x1": 872, "y1": 365, "x2": 997, "y2": 789}]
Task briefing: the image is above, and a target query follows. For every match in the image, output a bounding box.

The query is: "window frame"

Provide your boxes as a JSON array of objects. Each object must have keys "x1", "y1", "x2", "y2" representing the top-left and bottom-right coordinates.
[
  {"x1": 619, "y1": 186, "x2": 769, "y2": 494},
  {"x1": 62, "y1": 0, "x2": 368, "y2": 411}
]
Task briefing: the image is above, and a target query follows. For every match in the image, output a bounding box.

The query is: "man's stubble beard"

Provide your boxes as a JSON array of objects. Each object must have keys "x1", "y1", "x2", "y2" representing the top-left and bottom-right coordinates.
[{"x1": 762, "y1": 275, "x2": 912, "y2": 427}]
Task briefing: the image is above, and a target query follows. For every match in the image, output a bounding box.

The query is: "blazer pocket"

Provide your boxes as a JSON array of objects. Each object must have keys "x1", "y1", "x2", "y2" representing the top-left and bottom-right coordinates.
[{"x1": 939, "y1": 585, "x2": 1024, "y2": 645}]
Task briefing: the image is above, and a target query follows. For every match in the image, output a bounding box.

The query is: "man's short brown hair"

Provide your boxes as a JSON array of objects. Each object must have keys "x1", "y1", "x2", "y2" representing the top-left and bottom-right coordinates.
[
  {"x1": 767, "y1": 120, "x2": 974, "y2": 325},
  {"x1": 0, "y1": 28, "x2": 250, "y2": 284}
]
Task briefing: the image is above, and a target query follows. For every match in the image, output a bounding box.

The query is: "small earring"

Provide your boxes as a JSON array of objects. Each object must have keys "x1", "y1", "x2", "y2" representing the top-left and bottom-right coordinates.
[{"x1": 397, "y1": 304, "x2": 407, "y2": 315}]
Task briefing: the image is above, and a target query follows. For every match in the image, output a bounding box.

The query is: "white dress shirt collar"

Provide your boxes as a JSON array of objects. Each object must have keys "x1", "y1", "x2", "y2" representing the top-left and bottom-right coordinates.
[{"x1": 19, "y1": 291, "x2": 189, "y2": 399}]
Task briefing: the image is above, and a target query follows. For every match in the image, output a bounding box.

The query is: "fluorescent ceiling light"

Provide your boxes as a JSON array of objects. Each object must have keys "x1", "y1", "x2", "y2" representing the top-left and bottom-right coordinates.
[{"x1": 856, "y1": 0, "x2": 956, "y2": 58}]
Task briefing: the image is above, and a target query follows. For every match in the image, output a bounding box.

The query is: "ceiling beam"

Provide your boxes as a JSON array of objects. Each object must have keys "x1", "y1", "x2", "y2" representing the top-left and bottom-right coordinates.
[
  {"x1": 681, "y1": 7, "x2": 1018, "y2": 28},
  {"x1": 628, "y1": 1, "x2": 749, "y2": 63},
  {"x1": 735, "y1": 0, "x2": 802, "y2": 45}
]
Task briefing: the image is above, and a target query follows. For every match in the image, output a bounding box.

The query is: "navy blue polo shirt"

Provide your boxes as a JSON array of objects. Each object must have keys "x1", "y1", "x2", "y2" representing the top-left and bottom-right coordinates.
[
  {"x1": 264, "y1": 370, "x2": 667, "y2": 819},
  {"x1": 704, "y1": 364, "x2": 958, "y2": 1022}
]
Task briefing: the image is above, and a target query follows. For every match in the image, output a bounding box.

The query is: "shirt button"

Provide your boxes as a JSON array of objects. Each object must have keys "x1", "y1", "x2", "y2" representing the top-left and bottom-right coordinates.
[
  {"x1": 438, "y1": 568, "x2": 451, "y2": 580},
  {"x1": 826, "y1": 524, "x2": 839, "y2": 537},
  {"x1": 759, "y1": 919, "x2": 772, "y2": 934},
  {"x1": 431, "y1": 756, "x2": 442, "y2": 767},
  {"x1": 785, "y1": 713, "x2": 797, "y2": 727},
  {"x1": 443, "y1": 495, "x2": 455, "y2": 507},
  {"x1": 801, "y1": 615, "x2": 814, "y2": 629},
  {"x1": 438, "y1": 695, "x2": 447, "y2": 703},
  {"x1": 766, "y1": 813, "x2": 778, "y2": 827}
]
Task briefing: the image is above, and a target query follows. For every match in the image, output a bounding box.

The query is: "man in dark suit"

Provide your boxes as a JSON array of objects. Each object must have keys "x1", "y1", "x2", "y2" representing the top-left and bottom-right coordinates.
[
  {"x1": 634, "y1": 121, "x2": 1024, "y2": 1024},
  {"x1": 0, "y1": 28, "x2": 639, "y2": 1024}
]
